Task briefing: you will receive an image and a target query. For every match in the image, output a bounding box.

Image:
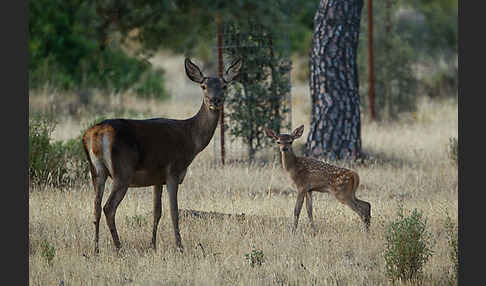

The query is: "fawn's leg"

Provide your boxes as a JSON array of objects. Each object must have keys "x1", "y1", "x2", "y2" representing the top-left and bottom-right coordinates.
[
  {"x1": 355, "y1": 198, "x2": 371, "y2": 230},
  {"x1": 293, "y1": 191, "x2": 305, "y2": 231},
  {"x1": 334, "y1": 184, "x2": 371, "y2": 231},
  {"x1": 152, "y1": 184, "x2": 163, "y2": 250},
  {"x1": 305, "y1": 191, "x2": 316, "y2": 231}
]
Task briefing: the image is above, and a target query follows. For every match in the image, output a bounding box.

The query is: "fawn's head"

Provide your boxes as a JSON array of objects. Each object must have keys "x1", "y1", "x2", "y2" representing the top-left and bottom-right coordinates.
[
  {"x1": 265, "y1": 125, "x2": 304, "y2": 153},
  {"x1": 185, "y1": 58, "x2": 242, "y2": 111}
]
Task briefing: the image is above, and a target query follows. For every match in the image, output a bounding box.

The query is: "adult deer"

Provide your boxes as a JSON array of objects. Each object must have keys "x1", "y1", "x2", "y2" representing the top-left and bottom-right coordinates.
[
  {"x1": 265, "y1": 125, "x2": 371, "y2": 231},
  {"x1": 82, "y1": 58, "x2": 242, "y2": 253}
]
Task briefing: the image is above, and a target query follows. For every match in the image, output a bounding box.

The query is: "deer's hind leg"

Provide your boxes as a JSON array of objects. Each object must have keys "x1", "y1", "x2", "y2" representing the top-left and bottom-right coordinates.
[
  {"x1": 102, "y1": 160, "x2": 135, "y2": 250},
  {"x1": 86, "y1": 151, "x2": 108, "y2": 254},
  {"x1": 333, "y1": 182, "x2": 371, "y2": 231}
]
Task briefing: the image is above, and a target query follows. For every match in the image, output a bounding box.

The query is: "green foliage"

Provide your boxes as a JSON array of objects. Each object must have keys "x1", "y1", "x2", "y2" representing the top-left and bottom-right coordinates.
[
  {"x1": 288, "y1": 0, "x2": 318, "y2": 56},
  {"x1": 444, "y1": 215, "x2": 458, "y2": 283},
  {"x1": 244, "y1": 247, "x2": 265, "y2": 267},
  {"x1": 359, "y1": 0, "x2": 419, "y2": 120},
  {"x1": 125, "y1": 215, "x2": 148, "y2": 228},
  {"x1": 29, "y1": 116, "x2": 67, "y2": 187},
  {"x1": 29, "y1": 0, "x2": 168, "y2": 99},
  {"x1": 422, "y1": 60, "x2": 458, "y2": 98},
  {"x1": 134, "y1": 69, "x2": 168, "y2": 100},
  {"x1": 224, "y1": 22, "x2": 291, "y2": 161},
  {"x1": 40, "y1": 240, "x2": 56, "y2": 265},
  {"x1": 447, "y1": 137, "x2": 458, "y2": 165},
  {"x1": 29, "y1": 116, "x2": 91, "y2": 188},
  {"x1": 407, "y1": 0, "x2": 457, "y2": 56},
  {"x1": 383, "y1": 207, "x2": 434, "y2": 283}
]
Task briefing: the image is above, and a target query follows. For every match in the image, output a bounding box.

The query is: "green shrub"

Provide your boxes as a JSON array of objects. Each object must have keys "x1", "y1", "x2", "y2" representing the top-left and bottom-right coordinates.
[
  {"x1": 125, "y1": 215, "x2": 148, "y2": 228},
  {"x1": 29, "y1": 116, "x2": 91, "y2": 188},
  {"x1": 383, "y1": 207, "x2": 434, "y2": 283},
  {"x1": 244, "y1": 246, "x2": 265, "y2": 268},
  {"x1": 28, "y1": 116, "x2": 67, "y2": 186},
  {"x1": 134, "y1": 68, "x2": 168, "y2": 100},
  {"x1": 40, "y1": 240, "x2": 56, "y2": 265},
  {"x1": 444, "y1": 215, "x2": 458, "y2": 284},
  {"x1": 447, "y1": 137, "x2": 458, "y2": 165}
]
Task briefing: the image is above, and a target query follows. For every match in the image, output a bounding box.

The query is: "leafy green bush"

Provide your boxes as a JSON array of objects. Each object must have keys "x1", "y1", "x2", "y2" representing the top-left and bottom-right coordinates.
[
  {"x1": 29, "y1": 116, "x2": 91, "y2": 188},
  {"x1": 134, "y1": 69, "x2": 168, "y2": 100},
  {"x1": 444, "y1": 215, "x2": 458, "y2": 284},
  {"x1": 447, "y1": 137, "x2": 458, "y2": 165},
  {"x1": 29, "y1": 116, "x2": 67, "y2": 186},
  {"x1": 29, "y1": 0, "x2": 168, "y2": 99},
  {"x1": 40, "y1": 240, "x2": 56, "y2": 265},
  {"x1": 125, "y1": 215, "x2": 148, "y2": 228},
  {"x1": 383, "y1": 207, "x2": 434, "y2": 283},
  {"x1": 244, "y1": 246, "x2": 265, "y2": 267},
  {"x1": 359, "y1": 0, "x2": 419, "y2": 120}
]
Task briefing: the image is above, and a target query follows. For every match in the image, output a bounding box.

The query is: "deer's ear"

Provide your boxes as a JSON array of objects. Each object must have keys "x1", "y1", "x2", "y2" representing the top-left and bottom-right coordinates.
[
  {"x1": 291, "y1": 125, "x2": 304, "y2": 139},
  {"x1": 264, "y1": 127, "x2": 278, "y2": 140},
  {"x1": 223, "y1": 58, "x2": 242, "y2": 83},
  {"x1": 185, "y1": 58, "x2": 205, "y2": 83}
]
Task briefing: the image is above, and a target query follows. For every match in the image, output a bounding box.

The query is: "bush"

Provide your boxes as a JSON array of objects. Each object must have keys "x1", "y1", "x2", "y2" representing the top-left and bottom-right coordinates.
[
  {"x1": 244, "y1": 246, "x2": 265, "y2": 268},
  {"x1": 444, "y1": 215, "x2": 458, "y2": 284},
  {"x1": 447, "y1": 137, "x2": 458, "y2": 165},
  {"x1": 359, "y1": 0, "x2": 419, "y2": 120},
  {"x1": 29, "y1": 116, "x2": 67, "y2": 187},
  {"x1": 383, "y1": 207, "x2": 434, "y2": 283},
  {"x1": 125, "y1": 215, "x2": 148, "y2": 228},
  {"x1": 29, "y1": 0, "x2": 168, "y2": 99},
  {"x1": 29, "y1": 116, "x2": 91, "y2": 188},
  {"x1": 40, "y1": 240, "x2": 56, "y2": 266},
  {"x1": 134, "y1": 68, "x2": 168, "y2": 100}
]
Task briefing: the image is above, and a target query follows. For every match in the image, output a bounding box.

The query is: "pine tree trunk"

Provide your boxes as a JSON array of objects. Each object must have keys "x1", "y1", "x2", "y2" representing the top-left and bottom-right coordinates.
[{"x1": 305, "y1": 0, "x2": 364, "y2": 161}]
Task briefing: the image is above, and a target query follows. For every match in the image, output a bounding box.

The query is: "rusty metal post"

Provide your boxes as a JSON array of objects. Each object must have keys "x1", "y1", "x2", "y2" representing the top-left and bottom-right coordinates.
[
  {"x1": 217, "y1": 14, "x2": 225, "y2": 165},
  {"x1": 367, "y1": 0, "x2": 375, "y2": 121}
]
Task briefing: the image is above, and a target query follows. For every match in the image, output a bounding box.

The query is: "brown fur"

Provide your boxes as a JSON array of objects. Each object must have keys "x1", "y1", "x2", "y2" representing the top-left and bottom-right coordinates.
[
  {"x1": 265, "y1": 125, "x2": 371, "y2": 231},
  {"x1": 82, "y1": 58, "x2": 242, "y2": 253}
]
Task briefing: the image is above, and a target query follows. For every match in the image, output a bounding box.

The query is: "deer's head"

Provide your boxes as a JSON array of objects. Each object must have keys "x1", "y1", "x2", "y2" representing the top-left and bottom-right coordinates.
[
  {"x1": 265, "y1": 125, "x2": 304, "y2": 153},
  {"x1": 185, "y1": 58, "x2": 242, "y2": 112}
]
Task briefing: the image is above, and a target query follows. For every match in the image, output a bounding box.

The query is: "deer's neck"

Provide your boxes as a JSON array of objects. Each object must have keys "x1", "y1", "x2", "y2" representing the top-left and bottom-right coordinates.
[
  {"x1": 190, "y1": 102, "x2": 220, "y2": 154},
  {"x1": 281, "y1": 149, "x2": 298, "y2": 172}
]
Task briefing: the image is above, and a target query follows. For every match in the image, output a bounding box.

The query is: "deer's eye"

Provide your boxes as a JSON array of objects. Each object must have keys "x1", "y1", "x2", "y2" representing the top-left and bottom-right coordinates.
[{"x1": 276, "y1": 141, "x2": 281, "y2": 144}]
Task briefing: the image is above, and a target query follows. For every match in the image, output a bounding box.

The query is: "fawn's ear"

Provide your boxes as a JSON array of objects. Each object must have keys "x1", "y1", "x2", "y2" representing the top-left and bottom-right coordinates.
[
  {"x1": 264, "y1": 127, "x2": 278, "y2": 140},
  {"x1": 223, "y1": 58, "x2": 242, "y2": 83},
  {"x1": 185, "y1": 58, "x2": 205, "y2": 83},
  {"x1": 291, "y1": 125, "x2": 304, "y2": 139}
]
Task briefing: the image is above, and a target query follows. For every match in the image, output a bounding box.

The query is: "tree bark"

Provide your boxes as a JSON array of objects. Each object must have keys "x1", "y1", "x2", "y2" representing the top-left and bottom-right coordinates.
[{"x1": 305, "y1": 0, "x2": 364, "y2": 161}]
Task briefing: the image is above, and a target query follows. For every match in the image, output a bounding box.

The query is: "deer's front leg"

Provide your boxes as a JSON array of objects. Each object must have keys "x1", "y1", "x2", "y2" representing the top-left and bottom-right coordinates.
[
  {"x1": 305, "y1": 191, "x2": 316, "y2": 231},
  {"x1": 166, "y1": 173, "x2": 183, "y2": 252},
  {"x1": 151, "y1": 184, "x2": 163, "y2": 250},
  {"x1": 293, "y1": 191, "x2": 305, "y2": 232}
]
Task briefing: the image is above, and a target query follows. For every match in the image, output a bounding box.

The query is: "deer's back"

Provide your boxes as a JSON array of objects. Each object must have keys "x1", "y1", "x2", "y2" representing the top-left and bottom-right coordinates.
[
  {"x1": 83, "y1": 118, "x2": 196, "y2": 175},
  {"x1": 292, "y1": 156, "x2": 356, "y2": 189}
]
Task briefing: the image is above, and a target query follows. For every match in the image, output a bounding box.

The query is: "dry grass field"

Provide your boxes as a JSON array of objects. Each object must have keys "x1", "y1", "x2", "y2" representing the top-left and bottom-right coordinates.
[{"x1": 29, "y1": 53, "x2": 458, "y2": 285}]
